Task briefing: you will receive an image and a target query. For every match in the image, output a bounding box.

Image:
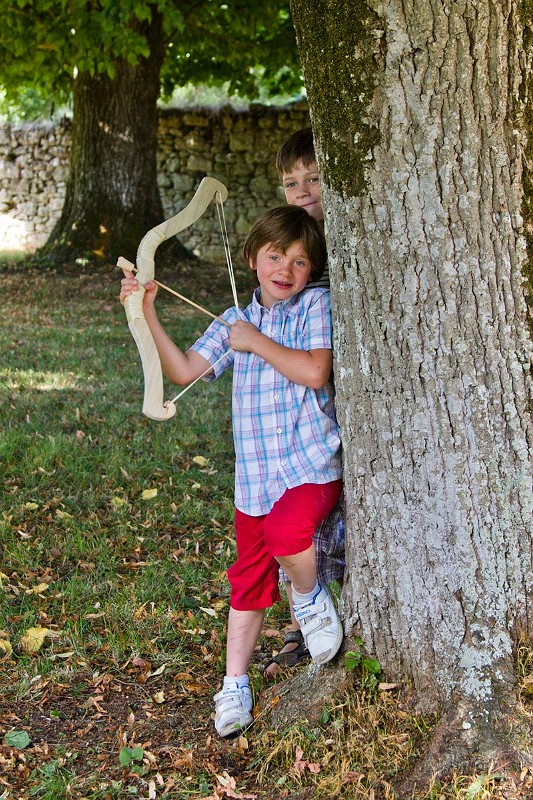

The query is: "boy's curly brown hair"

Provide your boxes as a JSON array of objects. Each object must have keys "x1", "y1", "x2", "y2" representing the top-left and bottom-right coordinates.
[
  {"x1": 275, "y1": 127, "x2": 316, "y2": 177},
  {"x1": 243, "y1": 205, "x2": 327, "y2": 283}
]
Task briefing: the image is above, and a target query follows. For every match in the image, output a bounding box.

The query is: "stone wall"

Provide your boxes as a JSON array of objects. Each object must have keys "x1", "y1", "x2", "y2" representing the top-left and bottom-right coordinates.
[{"x1": 0, "y1": 103, "x2": 310, "y2": 261}]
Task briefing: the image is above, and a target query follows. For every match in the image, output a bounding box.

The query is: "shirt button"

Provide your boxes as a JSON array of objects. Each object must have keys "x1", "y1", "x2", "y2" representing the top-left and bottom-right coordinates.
[
  {"x1": 273, "y1": 394, "x2": 280, "y2": 401},
  {"x1": 276, "y1": 427, "x2": 282, "y2": 434},
  {"x1": 280, "y1": 460, "x2": 287, "y2": 467}
]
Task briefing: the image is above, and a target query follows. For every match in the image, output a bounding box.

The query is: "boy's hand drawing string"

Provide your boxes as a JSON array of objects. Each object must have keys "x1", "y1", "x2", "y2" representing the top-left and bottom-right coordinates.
[{"x1": 118, "y1": 177, "x2": 238, "y2": 421}]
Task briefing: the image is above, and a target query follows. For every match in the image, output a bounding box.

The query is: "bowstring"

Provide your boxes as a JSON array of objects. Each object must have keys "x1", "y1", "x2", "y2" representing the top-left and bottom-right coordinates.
[
  {"x1": 169, "y1": 350, "x2": 229, "y2": 404},
  {"x1": 168, "y1": 192, "x2": 236, "y2": 408},
  {"x1": 216, "y1": 198, "x2": 240, "y2": 312}
]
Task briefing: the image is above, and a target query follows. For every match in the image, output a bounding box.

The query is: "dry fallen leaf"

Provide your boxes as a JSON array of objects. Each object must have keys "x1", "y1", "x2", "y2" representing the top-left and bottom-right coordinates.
[
  {"x1": 111, "y1": 496, "x2": 127, "y2": 508},
  {"x1": 262, "y1": 627, "x2": 282, "y2": 639},
  {"x1": 141, "y1": 488, "x2": 158, "y2": 500},
  {"x1": 147, "y1": 663, "x2": 166, "y2": 678},
  {"x1": 174, "y1": 671, "x2": 194, "y2": 681},
  {"x1": 293, "y1": 745, "x2": 320, "y2": 774},
  {"x1": 192, "y1": 455, "x2": 209, "y2": 467},
  {"x1": 0, "y1": 639, "x2": 13, "y2": 657},
  {"x1": 233, "y1": 735, "x2": 248, "y2": 754},
  {"x1": 20, "y1": 627, "x2": 60, "y2": 654},
  {"x1": 27, "y1": 583, "x2": 49, "y2": 595},
  {"x1": 215, "y1": 771, "x2": 256, "y2": 799}
]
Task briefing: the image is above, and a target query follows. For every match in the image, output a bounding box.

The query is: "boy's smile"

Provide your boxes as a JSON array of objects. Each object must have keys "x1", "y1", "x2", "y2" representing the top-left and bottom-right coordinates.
[
  {"x1": 282, "y1": 160, "x2": 323, "y2": 222},
  {"x1": 251, "y1": 242, "x2": 313, "y2": 309}
]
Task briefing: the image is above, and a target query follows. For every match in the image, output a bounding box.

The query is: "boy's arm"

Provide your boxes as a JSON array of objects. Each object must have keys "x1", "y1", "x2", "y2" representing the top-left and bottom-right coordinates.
[
  {"x1": 229, "y1": 321, "x2": 332, "y2": 389},
  {"x1": 143, "y1": 303, "x2": 212, "y2": 385},
  {"x1": 120, "y1": 271, "x2": 213, "y2": 385}
]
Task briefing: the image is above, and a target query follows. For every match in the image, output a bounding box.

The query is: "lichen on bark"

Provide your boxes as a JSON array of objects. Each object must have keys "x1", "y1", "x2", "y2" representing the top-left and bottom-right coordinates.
[
  {"x1": 519, "y1": 0, "x2": 533, "y2": 318},
  {"x1": 290, "y1": 0, "x2": 382, "y2": 196},
  {"x1": 288, "y1": 0, "x2": 533, "y2": 780}
]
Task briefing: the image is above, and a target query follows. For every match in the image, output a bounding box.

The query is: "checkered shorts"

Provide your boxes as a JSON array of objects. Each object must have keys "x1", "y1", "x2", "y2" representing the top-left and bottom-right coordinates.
[{"x1": 278, "y1": 491, "x2": 345, "y2": 586}]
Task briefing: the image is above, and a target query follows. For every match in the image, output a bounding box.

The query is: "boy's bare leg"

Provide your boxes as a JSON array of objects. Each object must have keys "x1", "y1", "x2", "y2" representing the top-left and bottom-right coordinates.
[
  {"x1": 266, "y1": 544, "x2": 316, "y2": 671},
  {"x1": 286, "y1": 583, "x2": 298, "y2": 628},
  {"x1": 225, "y1": 607, "x2": 265, "y2": 677},
  {"x1": 277, "y1": 544, "x2": 316, "y2": 594},
  {"x1": 277, "y1": 544, "x2": 343, "y2": 665},
  {"x1": 264, "y1": 581, "x2": 306, "y2": 680},
  {"x1": 264, "y1": 544, "x2": 316, "y2": 681},
  {"x1": 215, "y1": 608, "x2": 262, "y2": 738}
]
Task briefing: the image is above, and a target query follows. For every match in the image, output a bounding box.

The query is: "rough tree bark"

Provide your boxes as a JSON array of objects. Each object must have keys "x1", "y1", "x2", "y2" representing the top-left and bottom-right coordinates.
[
  {"x1": 46, "y1": 9, "x2": 177, "y2": 264},
  {"x1": 290, "y1": 0, "x2": 532, "y2": 786}
]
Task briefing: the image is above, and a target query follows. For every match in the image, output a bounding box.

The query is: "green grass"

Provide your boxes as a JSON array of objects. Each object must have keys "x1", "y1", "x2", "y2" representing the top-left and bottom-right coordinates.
[
  {"x1": 1, "y1": 259, "x2": 237, "y2": 666},
  {"x1": 1, "y1": 255, "x2": 532, "y2": 800}
]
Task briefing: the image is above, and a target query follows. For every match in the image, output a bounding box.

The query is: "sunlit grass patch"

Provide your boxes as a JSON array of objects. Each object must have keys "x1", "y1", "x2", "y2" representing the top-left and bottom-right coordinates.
[{"x1": 0, "y1": 367, "x2": 82, "y2": 393}]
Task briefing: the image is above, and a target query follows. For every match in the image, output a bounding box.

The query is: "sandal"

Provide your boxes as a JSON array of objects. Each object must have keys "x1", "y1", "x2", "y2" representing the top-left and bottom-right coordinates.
[{"x1": 263, "y1": 630, "x2": 310, "y2": 681}]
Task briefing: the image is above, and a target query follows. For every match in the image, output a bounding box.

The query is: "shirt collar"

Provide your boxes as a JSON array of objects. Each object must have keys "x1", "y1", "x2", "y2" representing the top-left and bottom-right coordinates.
[{"x1": 251, "y1": 286, "x2": 301, "y2": 314}]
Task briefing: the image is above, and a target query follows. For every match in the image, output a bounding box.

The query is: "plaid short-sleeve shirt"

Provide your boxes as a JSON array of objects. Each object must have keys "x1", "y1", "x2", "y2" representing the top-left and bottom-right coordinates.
[{"x1": 190, "y1": 287, "x2": 342, "y2": 516}]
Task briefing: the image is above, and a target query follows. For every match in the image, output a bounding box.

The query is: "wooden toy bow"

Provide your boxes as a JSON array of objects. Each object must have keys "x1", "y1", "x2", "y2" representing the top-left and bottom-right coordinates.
[{"x1": 119, "y1": 176, "x2": 232, "y2": 421}]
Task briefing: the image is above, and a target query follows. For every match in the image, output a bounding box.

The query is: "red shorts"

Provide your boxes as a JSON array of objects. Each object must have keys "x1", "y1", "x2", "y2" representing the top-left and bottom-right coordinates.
[{"x1": 228, "y1": 480, "x2": 342, "y2": 611}]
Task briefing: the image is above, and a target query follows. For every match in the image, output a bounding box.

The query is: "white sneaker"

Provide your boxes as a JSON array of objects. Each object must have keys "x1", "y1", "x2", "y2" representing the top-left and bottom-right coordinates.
[
  {"x1": 213, "y1": 683, "x2": 253, "y2": 737},
  {"x1": 293, "y1": 584, "x2": 343, "y2": 664}
]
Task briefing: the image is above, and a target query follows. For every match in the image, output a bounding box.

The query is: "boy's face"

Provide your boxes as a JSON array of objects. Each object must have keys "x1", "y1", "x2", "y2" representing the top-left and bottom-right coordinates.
[
  {"x1": 250, "y1": 241, "x2": 313, "y2": 309},
  {"x1": 282, "y1": 160, "x2": 323, "y2": 222}
]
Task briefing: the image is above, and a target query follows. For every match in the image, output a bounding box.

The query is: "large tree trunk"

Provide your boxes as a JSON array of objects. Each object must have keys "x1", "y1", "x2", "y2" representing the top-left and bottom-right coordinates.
[
  {"x1": 291, "y1": 0, "x2": 533, "y2": 783},
  {"x1": 46, "y1": 9, "x2": 176, "y2": 264}
]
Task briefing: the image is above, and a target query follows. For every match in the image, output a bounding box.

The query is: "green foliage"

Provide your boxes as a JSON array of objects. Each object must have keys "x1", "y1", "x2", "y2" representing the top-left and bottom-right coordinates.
[
  {"x1": 345, "y1": 637, "x2": 382, "y2": 690},
  {"x1": 0, "y1": 0, "x2": 302, "y2": 116},
  {"x1": 158, "y1": 2, "x2": 300, "y2": 99},
  {"x1": 118, "y1": 746, "x2": 144, "y2": 766},
  {"x1": 0, "y1": 1, "x2": 154, "y2": 102},
  {"x1": 0, "y1": 87, "x2": 63, "y2": 123},
  {"x1": 464, "y1": 773, "x2": 505, "y2": 799},
  {"x1": 4, "y1": 730, "x2": 31, "y2": 749}
]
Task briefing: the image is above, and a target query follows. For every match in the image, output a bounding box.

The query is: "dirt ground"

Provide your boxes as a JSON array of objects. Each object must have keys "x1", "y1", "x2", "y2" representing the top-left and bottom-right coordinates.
[{"x1": 0, "y1": 656, "x2": 291, "y2": 799}]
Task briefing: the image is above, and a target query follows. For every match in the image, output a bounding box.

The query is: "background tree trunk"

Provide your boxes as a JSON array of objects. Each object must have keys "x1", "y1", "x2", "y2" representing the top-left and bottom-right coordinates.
[
  {"x1": 290, "y1": 0, "x2": 532, "y2": 779},
  {"x1": 47, "y1": 10, "x2": 178, "y2": 264}
]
